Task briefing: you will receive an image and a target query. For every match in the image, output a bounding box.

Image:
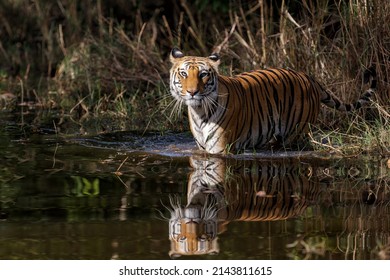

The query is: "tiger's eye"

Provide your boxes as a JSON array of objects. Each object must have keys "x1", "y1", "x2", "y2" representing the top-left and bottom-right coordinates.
[
  {"x1": 199, "y1": 72, "x2": 209, "y2": 79},
  {"x1": 180, "y1": 71, "x2": 187, "y2": 78}
]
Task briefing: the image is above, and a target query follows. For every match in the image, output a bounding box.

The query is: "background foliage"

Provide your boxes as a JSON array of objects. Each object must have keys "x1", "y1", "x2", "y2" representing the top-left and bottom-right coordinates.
[{"x1": 0, "y1": 0, "x2": 389, "y2": 138}]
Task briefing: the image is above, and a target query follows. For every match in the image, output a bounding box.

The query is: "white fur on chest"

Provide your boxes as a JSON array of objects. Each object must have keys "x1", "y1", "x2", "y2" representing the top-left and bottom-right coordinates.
[{"x1": 188, "y1": 106, "x2": 225, "y2": 153}]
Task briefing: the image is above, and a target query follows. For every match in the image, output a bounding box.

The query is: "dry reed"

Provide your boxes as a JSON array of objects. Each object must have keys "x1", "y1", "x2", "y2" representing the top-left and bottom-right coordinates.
[{"x1": 0, "y1": 0, "x2": 389, "y2": 152}]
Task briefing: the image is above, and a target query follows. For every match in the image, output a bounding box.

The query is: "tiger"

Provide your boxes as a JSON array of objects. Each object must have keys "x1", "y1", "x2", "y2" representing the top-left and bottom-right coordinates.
[
  {"x1": 167, "y1": 156, "x2": 324, "y2": 257},
  {"x1": 169, "y1": 48, "x2": 377, "y2": 154}
]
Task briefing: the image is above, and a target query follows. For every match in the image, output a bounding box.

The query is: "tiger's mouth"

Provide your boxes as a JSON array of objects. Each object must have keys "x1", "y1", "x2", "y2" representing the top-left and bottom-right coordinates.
[
  {"x1": 170, "y1": 87, "x2": 205, "y2": 107},
  {"x1": 179, "y1": 90, "x2": 217, "y2": 110},
  {"x1": 183, "y1": 95, "x2": 204, "y2": 107}
]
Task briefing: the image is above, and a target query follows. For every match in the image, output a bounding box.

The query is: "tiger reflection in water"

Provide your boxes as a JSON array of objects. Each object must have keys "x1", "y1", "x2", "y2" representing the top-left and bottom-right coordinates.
[{"x1": 167, "y1": 156, "x2": 324, "y2": 258}]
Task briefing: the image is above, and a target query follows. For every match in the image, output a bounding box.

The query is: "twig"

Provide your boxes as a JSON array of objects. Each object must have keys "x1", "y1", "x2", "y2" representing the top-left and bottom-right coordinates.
[
  {"x1": 188, "y1": 26, "x2": 207, "y2": 54},
  {"x1": 114, "y1": 156, "x2": 129, "y2": 176},
  {"x1": 162, "y1": 15, "x2": 174, "y2": 46},
  {"x1": 259, "y1": 0, "x2": 267, "y2": 64},
  {"x1": 308, "y1": 132, "x2": 343, "y2": 154},
  {"x1": 213, "y1": 17, "x2": 238, "y2": 54}
]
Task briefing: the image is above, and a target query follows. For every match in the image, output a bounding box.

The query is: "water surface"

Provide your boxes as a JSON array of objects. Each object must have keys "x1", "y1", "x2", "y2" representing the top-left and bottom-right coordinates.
[{"x1": 0, "y1": 111, "x2": 389, "y2": 260}]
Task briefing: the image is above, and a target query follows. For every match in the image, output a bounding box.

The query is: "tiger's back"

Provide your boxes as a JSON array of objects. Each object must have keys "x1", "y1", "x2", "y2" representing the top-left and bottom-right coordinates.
[{"x1": 214, "y1": 69, "x2": 322, "y2": 151}]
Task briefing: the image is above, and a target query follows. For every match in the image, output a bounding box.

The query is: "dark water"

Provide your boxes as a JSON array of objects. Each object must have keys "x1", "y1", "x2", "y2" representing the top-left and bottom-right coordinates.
[{"x1": 0, "y1": 112, "x2": 389, "y2": 260}]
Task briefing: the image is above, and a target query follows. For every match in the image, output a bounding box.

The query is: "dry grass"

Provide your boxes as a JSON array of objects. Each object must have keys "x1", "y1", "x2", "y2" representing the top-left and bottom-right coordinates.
[{"x1": 0, "y1": 0, "x2": 389, "y2": 153}]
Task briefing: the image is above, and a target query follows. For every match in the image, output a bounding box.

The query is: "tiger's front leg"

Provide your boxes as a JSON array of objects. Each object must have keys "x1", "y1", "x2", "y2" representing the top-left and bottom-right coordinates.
[
  {"x1": 191, "y1": 124, "x2": 229, "y2": 154},
  {"x1": 204, "y1": 128, "x2": 229, "y2": 154}
]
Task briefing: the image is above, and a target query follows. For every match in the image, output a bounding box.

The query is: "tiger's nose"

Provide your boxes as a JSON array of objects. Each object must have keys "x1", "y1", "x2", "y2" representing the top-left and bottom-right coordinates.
[{"x1": 187, "y1": 89, "x2": 199, "y2": 97}]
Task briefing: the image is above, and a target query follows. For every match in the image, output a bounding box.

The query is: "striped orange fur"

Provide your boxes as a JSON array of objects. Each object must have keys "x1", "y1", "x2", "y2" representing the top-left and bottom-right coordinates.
[{"x1": 169, "y1": 48, "x2": 376, "y2": 154}]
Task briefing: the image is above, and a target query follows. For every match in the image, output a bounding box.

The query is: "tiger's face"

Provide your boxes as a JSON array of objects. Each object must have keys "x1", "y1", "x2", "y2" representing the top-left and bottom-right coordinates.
[
  {"x1": 168, "y1": 202, "x2": 219, "y2": 258},
  {"x1": 169, "y1": 48, "x2": 220, "y2": 108}
]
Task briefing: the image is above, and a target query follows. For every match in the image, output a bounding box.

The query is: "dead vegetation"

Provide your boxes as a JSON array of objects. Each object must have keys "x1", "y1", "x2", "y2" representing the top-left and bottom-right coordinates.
[{"x1": 0, "y1": 0, "x2": 389, "y2": 153}]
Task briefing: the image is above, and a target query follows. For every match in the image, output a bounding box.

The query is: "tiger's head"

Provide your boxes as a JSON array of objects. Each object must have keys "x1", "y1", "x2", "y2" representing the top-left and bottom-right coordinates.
[
  {"x1": 168, "y1": 195, "x2": 220, "y2": 258},
  {"x1": 169, "y1": 48, "x2": 220, "y2": 108}
]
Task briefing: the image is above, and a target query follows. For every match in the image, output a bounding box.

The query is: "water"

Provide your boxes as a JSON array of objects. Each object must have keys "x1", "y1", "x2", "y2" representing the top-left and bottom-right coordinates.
[{"x1": 0, "y1": 111, "x2": 389, "y2": 260}]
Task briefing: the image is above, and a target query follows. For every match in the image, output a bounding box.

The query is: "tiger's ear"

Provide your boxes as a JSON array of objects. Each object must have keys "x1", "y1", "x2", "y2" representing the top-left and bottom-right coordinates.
[
  {"x1": 208, "y1": 53, "x2": 220, "y2": 67},
  {"x1": 208, "y1": 53, "x2": 220, "y2": 62},
  {"x1": 170, "y1": 48, "x2": 185, "y2": 63}
]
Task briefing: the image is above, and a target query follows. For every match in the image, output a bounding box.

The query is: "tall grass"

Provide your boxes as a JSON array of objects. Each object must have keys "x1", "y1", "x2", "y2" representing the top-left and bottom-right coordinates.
[{"x1": 0, "y1": 0, "x2": 389, "y2": 153}]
